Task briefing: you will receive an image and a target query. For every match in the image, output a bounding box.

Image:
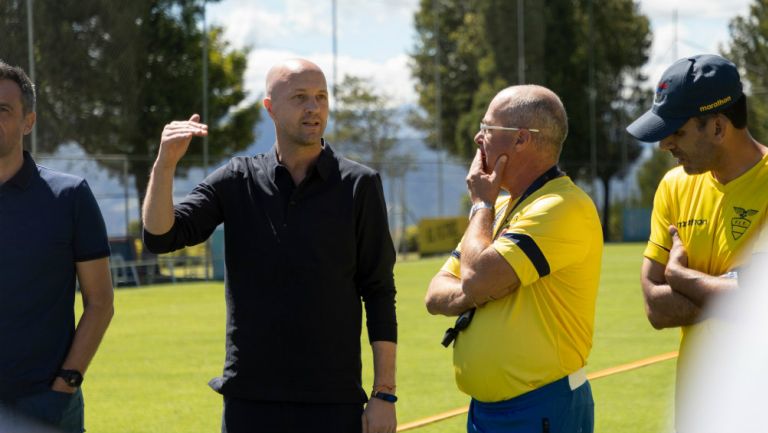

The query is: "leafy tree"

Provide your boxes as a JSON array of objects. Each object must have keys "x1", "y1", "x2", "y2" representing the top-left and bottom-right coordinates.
[
  {"x1": 410, "y1": 0, "x2": 487, "y2": 156},
  {"x1": 331, "y1": 74, "x2": 413, "y2": 178},
  {"x1": 0, "y1": 0, "x2": 260, "y2": 220},
  {"x1": 410, "y1": 0, "x2": 651, "y2": 229},
  {"x1": 635, "y1": 147, "x2": 675, "y2": 208},
  {"x1": 330, "y1": 74, "x2": 415, "y2": 251},
  {"x1": 725, "y1": 0, "x2": 768, "y2": 143}
]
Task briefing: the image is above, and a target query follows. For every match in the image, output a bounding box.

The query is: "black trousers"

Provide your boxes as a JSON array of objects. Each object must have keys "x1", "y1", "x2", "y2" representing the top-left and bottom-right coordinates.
[{"x1": 222, "y1": 396, "x2": 364, "y2": 433}]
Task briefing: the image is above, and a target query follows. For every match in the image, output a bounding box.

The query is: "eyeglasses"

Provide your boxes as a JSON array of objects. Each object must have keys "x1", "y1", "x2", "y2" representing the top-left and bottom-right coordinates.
[{"x1": 479, "y1": 122, "x2": 540, "y2": 134}]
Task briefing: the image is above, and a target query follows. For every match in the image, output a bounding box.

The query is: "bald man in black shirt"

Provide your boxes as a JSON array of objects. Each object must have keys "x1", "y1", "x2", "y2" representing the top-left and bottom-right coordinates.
[{"x1": 143, "y1": 59, "x2": 397, "y2": 433}]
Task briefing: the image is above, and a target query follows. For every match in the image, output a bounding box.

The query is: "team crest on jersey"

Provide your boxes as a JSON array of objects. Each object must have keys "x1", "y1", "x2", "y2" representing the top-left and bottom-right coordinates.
[{"x1": 731, "y1": 207, "x2": 759, "y2": 240}]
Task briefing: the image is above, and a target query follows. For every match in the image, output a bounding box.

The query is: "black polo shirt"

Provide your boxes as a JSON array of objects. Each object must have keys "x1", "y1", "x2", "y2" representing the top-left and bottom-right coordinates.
[
  {"x1": 143, "y1": 143, "x2": 397, "y2": 404},
  {"x1": 0, "y1": 152, "x2": 110, "y2": 400}
]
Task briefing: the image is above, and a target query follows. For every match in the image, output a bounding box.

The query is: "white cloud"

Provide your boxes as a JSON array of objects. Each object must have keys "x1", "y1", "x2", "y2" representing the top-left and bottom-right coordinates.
[
  {"x1": 638, "y1": 0, "x2": 752, "y2": 86},
  {"x1": 242, "y1": 49, "x2": 415, "y2": 106},
  {"x1": 213, "y1": 0, "x2": 757, "y2": 106},
  {"x1": 283, "y1": 0, "x2": 332, "y2": 36},
  {"x1": 332, "y1": 54, "x2": 415, "y2": 106},
  {"x1": 639, "y1": 0, "x2": 752, "y2": 19},
  {"x1": 208, "y1": 0, "x2": 332, "y2": 48},
  {"x1": 207, "y1": 1, "x2": 283, "y2": 48},
  {"x1": 336, "y1": 0, "x2": 418, "y2": 25}
]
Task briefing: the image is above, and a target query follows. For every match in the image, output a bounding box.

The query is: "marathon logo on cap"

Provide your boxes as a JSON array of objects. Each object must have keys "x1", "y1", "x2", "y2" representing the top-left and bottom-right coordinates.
[{"x1": 699, "y1": 96, "x2": 732, "y2": 112}]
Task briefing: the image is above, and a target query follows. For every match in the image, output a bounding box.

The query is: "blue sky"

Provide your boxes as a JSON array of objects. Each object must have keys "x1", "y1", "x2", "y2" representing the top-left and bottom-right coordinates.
[{"x1": 207, "y1": 0, "x2": 754, "y2": 106}]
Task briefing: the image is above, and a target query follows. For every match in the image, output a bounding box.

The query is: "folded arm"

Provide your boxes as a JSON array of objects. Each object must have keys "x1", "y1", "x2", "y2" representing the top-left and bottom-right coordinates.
[{"x1": 640, "y1": 257, "x2": 702, "y2": 329}]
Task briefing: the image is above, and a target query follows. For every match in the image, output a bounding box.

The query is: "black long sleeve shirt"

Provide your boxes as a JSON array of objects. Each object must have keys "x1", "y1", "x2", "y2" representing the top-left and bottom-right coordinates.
[{"x1": 143, "y1": 143, "x2": 397, "y2": 404}]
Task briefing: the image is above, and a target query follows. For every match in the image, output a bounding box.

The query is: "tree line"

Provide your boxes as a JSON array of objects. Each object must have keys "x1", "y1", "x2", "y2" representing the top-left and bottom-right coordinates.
[
  {"x1": 1, "y1": 0, "x2": 259, "y2": 219},
  {"x1": 2, "y1": 0, "x2": 767, "y2": 233}
]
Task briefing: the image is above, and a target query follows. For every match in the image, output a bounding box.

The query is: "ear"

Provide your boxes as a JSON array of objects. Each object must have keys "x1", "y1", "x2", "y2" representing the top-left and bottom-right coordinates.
[
  {"x1": 712, "y1": 115, "x2": 726, "y2": 140},
  {"x1": 22, "y1": 111, "x2": 36, "y2": 135},
  {"x1": 514, "y1": 129, "x2": 532, "y2": 149},
  {"x1": 263, "y1": 97, "x2": 275, "y2": 119}
]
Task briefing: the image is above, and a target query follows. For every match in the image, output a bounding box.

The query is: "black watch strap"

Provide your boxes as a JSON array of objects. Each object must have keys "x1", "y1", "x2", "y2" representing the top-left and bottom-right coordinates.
[
  {"x1": 372, "y1": 391, "x2": 398, "y2": 403},
  {"x1": 57, "y1": 369, "x2": 84, "y2": 388}
]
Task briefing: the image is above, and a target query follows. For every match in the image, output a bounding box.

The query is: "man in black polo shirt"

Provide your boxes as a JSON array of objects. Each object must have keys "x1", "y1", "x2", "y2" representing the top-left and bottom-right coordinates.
[
  {"x1": 142, "y1": 58, "x2": 397, "y2": 433},
  {"x1": 0, "y1": 61, "x2": 114, "y2": 432}
]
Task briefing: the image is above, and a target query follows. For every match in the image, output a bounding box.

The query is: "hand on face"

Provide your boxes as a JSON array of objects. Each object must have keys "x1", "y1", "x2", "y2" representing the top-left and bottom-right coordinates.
[
  {"x1": 157, "y1": 114, "x2": 208, "y2": 168},
  {"x1": 466, "y1": 149, "x2": 507, "y2": 205}
]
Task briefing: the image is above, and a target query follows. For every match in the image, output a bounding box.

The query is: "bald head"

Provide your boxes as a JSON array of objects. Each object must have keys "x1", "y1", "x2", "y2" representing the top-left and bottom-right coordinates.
[
  {"x1": 266, "y1": 59, "x2": 327, "y2": 98},
  {"x1": 491, "y1": 85, "x2": 568, "y2": 159},
  {"x1": 263, "y1": 58, "x2": 330, "y2": 148}
]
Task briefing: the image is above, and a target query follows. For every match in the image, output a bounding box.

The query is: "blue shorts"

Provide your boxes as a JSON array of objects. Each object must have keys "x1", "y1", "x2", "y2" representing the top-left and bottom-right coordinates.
[{"x1": 467, "y1": 375, "x2": 594, "y2": 433}]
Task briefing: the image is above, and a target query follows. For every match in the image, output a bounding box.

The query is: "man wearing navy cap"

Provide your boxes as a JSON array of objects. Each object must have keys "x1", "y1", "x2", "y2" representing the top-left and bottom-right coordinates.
[{"x1": 627, "y1": 54, "x2": 768, "y2": 431}]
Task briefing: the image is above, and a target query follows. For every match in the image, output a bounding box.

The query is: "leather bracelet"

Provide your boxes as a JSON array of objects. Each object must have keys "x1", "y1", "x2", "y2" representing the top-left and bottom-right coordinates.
[{"x1": 468, "y1": 201, "x2": 494, "y2": 220}]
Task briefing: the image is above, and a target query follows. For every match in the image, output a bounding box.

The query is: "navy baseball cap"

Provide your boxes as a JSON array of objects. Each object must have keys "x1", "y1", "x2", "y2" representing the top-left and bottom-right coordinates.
[{"x1": 627, "y1": 54, "x2": 743, "y2": 142}]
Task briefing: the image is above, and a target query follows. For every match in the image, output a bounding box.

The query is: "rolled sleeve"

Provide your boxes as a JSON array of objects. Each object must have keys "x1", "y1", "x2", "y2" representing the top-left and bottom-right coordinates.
[{"x1": 143, "y1": 168, "x2": 227, "y2": 254}]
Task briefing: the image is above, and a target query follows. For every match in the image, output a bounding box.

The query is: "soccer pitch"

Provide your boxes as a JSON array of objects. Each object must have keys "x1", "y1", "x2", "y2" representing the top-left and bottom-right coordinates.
[{"x1": 78, "y1": 243, "x2": 679, "y2": 433}]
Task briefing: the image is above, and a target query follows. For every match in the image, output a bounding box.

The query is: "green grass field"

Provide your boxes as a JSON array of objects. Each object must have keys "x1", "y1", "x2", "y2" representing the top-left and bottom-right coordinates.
[{"x1": 78, "y1": 243, "x2": 680, "y2": 432}]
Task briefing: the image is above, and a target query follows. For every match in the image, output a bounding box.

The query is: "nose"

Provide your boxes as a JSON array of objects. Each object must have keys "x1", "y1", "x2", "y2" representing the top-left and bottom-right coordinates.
[
  {"x1": 474, "y1": 131, "x2": 484, "y2": 147},
  {"x1": 305, "y1": 99, "x2": 318, "y2": 112},
  {"x1": 659, "y1": 136, "x2": 674, "y2": 151}
]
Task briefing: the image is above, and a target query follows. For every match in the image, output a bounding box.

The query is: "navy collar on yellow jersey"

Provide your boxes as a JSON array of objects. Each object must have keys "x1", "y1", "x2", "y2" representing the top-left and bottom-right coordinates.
[{"x1": 509, "y1": 165, "x2": 565, "y2": 213}]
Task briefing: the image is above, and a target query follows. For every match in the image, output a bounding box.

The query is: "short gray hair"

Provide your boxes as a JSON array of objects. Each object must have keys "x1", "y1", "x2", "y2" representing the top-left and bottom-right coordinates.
[{"x1": 497, "y1": 85, "x2": 568, "y2": 159}]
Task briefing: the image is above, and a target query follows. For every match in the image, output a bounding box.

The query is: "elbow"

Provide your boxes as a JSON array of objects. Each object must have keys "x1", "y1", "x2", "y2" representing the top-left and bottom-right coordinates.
[
  {"x1": 424, "y1": 298, "x2": 437, "y2": 315},
  {"x1": 106, "y1": 303, "x2": 115, "y2": 321},
  {"x1": 102, "y1": 304, "x2": 116, "y2": 327},
  {"x1": 101, "y1": 302, "x2": 115, "y2": 327},
  {"x1": 84, "y1": 297, "x2": 115, "y2": 323},
  {"x1": 644, "y1": 302, "x2": 671, "y2": 330},
  {"x1": 424, "y1": 291, "x2": 441, "y2": 316},
  {"x1": 142, "y1": 231, "x2": 173, "y2": 255},
  {"x1": 141, "y1": 234, "x2": 163, "y2": 254},
  {"x1": 143, "y1": 242, "x2": 161, "y2": 255},
  {"x1": 641, "y1": 277, "x2": 672, "y2": 330},
  {"x1": 424, "y1": 275, "x2": 451, "y2": 316},
  {"x1": 646, "y1": 312, "x2": 667, "y2": 330}
]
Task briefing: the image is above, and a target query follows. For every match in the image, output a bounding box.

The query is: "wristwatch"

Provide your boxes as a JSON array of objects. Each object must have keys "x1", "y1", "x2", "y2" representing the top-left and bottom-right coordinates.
[
  {"x1": 57, "y1": 369, "x2": 84, "y2": 388},
  {"x1": 372, "y1": 391, "x2": 398, "y2": 403},
  {"x1": 468, "y1": 201, "x2": 494, "y2": 220}
]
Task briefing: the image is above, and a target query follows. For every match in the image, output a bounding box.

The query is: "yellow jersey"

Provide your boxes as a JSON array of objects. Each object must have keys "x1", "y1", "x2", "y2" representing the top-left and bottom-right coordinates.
[
  {"x1": 644, "y1": 153, "x2": 768, "y2": 409},
  {"x1": 442, "y1": 174, "x2": 603, "y2": 402},
  {"x1": 751, "y1": 216, "x2": 768, "y2": 256}
]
